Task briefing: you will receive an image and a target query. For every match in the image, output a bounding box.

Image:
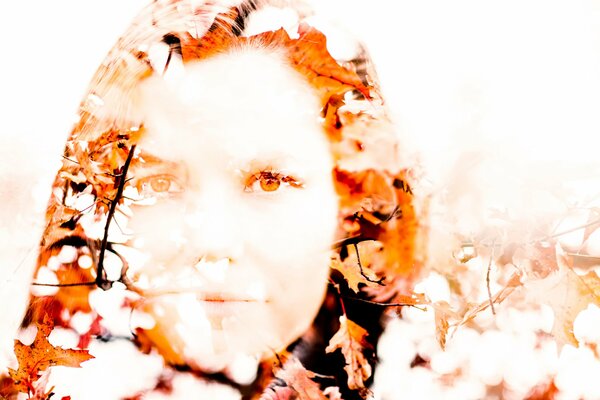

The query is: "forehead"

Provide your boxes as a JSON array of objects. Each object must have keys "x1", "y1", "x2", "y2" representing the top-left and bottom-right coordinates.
[{"x1": 134, "y1": 46, "x2": 326, "y2": 163}]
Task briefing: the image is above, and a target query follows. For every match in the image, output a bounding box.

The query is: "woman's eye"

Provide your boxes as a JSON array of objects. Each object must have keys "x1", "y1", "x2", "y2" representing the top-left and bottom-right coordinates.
[
  {"x1": 245, "y1": 171, "x2": 302, "y2": 193},
  {"x1": 136, "y1": 175, "x2": 183, "y2": 196}
]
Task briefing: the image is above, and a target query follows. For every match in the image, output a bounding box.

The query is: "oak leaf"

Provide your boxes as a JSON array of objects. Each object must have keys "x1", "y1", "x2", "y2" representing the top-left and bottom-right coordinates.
[
  {"x1": 325, "y1": 316, "x2": 372, "y2": 394},
  {"x1": 527, "y1": 246, "x2": 600, "y2": 349},
  {"x1": 330, "y1": 255, "x2": 381, "y2": 294},
  {"x1": 272, "y1": 358, "x2": 328, "y2": 400},
  {"x1": 8, "y1": 314, "x2": 94, "y2": 395}
]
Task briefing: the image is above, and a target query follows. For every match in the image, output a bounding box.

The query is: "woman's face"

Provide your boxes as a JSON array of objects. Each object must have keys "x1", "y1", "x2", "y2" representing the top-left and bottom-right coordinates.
[{"x1": 121, "y1": 48, "x2": 339, "y2": 372}]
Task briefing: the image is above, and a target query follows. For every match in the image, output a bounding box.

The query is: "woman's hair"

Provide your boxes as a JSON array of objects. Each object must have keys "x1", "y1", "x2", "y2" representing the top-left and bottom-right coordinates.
[{"x1": 23, "y1": 1, "x2": 422, "y2": 398}]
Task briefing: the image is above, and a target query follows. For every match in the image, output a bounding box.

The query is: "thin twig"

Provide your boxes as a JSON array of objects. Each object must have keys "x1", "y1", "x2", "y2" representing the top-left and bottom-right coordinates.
[
  {"x1": 31, "y1": 281, "x2": 97, "y2": 288},
  {"x1": 62, "y1": 155, "x2": 79, "y2": 164},
  {"x1": 96, "y1": 145, "x2": 136, "y2": 290},
  {"x1": 342, "y1": 295, "x2": 426, "y2": 310},
  {"x1": 353, "y1": 243, "x2": 384, "y2": 285},
  {"x1": 486, "y1": 244, "x2": 496, "y2": 315}
]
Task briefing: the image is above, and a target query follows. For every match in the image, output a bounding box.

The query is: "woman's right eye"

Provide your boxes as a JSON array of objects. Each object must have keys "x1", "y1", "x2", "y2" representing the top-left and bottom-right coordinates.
[{"x1": 136, "y1": 174, "x2": 184, "y2": 197}]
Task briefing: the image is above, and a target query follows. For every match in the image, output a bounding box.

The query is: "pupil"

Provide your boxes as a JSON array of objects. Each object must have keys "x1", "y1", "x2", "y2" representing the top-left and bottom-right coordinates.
[
  {"x1": 260, "y1": 177, "x2": 280, "y2": 192},
  {"x1": 151, "y1": 177, "x2": 171, "y2": 192}
]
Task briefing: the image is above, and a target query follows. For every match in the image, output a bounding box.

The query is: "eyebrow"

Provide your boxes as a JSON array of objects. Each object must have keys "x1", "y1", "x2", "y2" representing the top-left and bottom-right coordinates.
[{"x1": 130, "y1": 151, "x2": 187, "y2": 176}]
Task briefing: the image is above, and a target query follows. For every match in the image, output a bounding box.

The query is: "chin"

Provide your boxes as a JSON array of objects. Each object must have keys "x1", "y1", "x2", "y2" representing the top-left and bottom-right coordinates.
[{"x1": 138, "y1": 293, "x2": 294, "y2": 373}]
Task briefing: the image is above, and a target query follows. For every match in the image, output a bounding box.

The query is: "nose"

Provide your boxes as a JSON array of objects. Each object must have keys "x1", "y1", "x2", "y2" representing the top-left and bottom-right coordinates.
[{"x1": 183, "y1": 185, "x2": 243, "y2": 261}]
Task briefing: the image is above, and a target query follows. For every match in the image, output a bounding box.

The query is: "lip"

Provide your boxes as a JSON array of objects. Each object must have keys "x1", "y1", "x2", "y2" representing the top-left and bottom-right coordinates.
[
  {"x1": 195, "y1": 292, "x2": 265, "y2": 303},
  {"x1": 140, "y1": 287, "x2": 267, "y2": 303}
]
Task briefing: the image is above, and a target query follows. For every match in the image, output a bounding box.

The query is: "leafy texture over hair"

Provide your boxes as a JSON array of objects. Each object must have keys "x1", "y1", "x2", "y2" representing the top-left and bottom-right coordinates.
[
  {"x1": 326, "y1": 316, "x2": 372, "y2": 396},
  {"x1": 8, "y1": 314, "x2": 93, "y2": 396}
]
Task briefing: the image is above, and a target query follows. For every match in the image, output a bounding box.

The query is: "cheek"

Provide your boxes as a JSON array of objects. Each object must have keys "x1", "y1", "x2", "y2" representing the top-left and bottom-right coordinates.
[
  {"x1": 128, "y1": 200, "x2": 187, "y2": 261},
  {"x1": 244, "y1": 184, "x2": 339, "y2": 263},
  {"x1": 244, "y1": 182, "x2": 338, "y2": 310}
]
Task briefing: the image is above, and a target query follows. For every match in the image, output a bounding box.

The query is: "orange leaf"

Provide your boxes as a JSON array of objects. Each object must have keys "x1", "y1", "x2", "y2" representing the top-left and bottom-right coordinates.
[
  {"x1": 287, "y1": 24, "x2": 370, "y2": 102},
  {"x1": 527, "y1": 246, "x2": 600, "y2": 349},
  {"x1": 330, "y1": 249, "x2": 382, "y2": 294},
  {"x1": 246, "y1": 25, "x2": 369, "y2": 105},
  {"x1": 272, "y1": 358, "x2": 328, "y2": 400},
  {"x1": 325, "y1": 316, "x2": 372, "y2": 394},
  {"x1": 8, "y1": 314, "x2": 94, "y2": 394}
]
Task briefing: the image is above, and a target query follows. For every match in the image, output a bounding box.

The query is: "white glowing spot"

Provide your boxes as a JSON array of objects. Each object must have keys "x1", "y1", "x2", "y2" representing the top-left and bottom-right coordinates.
[
  {"x1": 469, "y1": 330, "x2": 506, "y2": 386},
  {"x1": 58, "y1": 246, "x2": 78, "y2": 264},
  {"x1": 574, "y1": 303, "x2": 600, "y2": 345},
  {"x1": 103, "y1": 252, "x2": 123, "y2": 281},
  {"x1": 73, "y1": 193, "x2": 95, "y2": 213},
  {"x1": 135, "y1": 274, "x2": 151, "y2": 290},
  {"x1": 245, "y1": 281, "x2": 266, "y2": 302},
  {"x1": 153, "y1": 305, "x2": 165, "y2": 317},
  {"x1": 147, "y1": 42, "x2": 170, "y2": 74},
  {"x1": 89, "y1": 288, "x2": 127, "y2": 319},
  {"x1": 122, "y1": 186, "x2": 139, "y2": 203},
  {"x1": 31, "y1": 267, "x2": 59, "y2": 297},
  {"x1": 78, "y1": 254, "x2": 93, "y2": 269},
  {"x1": 17, "y1": 326, "x2": 37, "y2": 346},
  {"x1": 48, "y1": 327, "x2": 79, "y2": 348},
  {"x1": 47, "y1": 255, "x2": 60, "y2": 271},
  {"x1": 243, "y1": 6, "x2": 300, "y2": 38},
  {"x1": 130, "y1": 310, "x2": 156, "y2": 330},
  {"x1": 227, "y1": 354, "x2": 259, "y2": 385},
  {"x1": 413, "y1": 272, "x2": 450, "y2": 303},
  {"x1": 70, "y1": 312, "x2": 94, "y2": 335},
  {"x1": 195, "y1": 258, "x2": 229, "y2": 283},
  {"x1": 133, "y1": 237, "x2": 145, "y2": 249}
]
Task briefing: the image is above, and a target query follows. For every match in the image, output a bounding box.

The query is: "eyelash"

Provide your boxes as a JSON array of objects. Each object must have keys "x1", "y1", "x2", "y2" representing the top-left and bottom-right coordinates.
[{"x1": 244, "y1": 170, "x2": 303, "y2": 193}]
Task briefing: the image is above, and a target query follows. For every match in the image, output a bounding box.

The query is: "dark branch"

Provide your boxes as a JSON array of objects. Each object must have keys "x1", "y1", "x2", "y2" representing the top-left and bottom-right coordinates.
[
  {"x1": 353, "y1": 243, "x2": 384, "y2": 286},
  {"x1": 96, "y1": 145, "x2": 137, "y2": 290}
]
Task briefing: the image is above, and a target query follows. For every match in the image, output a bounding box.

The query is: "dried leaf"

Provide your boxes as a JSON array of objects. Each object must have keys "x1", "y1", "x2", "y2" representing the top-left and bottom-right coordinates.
[
  {"x1": 181, "y1": 12, "x2": 369, "y2": 105},
  {"x1": 433, "y1": 301, "x2": 457, "y2": 350},
  {"x1": 582, "y1": 208, "x2": 600, "y2": 246},
  {"x1": 273, "y1": 358, "x2": 328, "y2": 400},
  {"x1": 330, "y1": 250, "x2": 382, "y2": 294},
  {"x1": 279, "y1": 24, "x2": 370, "y2": 103},
  {"x1": 325, "y1": 316, "x2": 372, "y2": 393},
  {"x1": 528, "y1": 247, "x2": 600, "y2": 349},
  {"x1": 456, "y1": 272, "x2": 522, "y2": 329},
  {"x1": 8, "y1": 314, "x2": 94, "y2": 394}
]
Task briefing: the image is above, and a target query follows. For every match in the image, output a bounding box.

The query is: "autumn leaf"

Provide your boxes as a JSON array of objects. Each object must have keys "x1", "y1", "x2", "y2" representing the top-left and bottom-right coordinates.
[
  {"x1": 527, "y1": 246, "x2": 600, "y2": 349},
  {"x1": 432, "y1": 301, "x2": 456, "y2": 351},
  {"x1": 180, "y1": 8, "x2": 238, "y2": 61},
  {"x1": 326, "y1": 316, "x2": 372, "y2": 394},
  {"x1": 271, "y1": 358, "x2": 328, "y2": 400},
  {"x1": 276, "y1": 24, "x2": 370, "y2": 103},
  {"x1": 29, "y1": 370, "x2": 52, "y2": 400},
  {"x1": 8, "y1": 314, "x2": 94, "y2": 395},
  {"x1": 454, "y1": 272, "x2": 522, "y2": 330},
  {"x1": 180, "y1": 7, "x2": 370, "y2": 106},
  {"x1": 330, "y1": 252, "x2": 382, "y2": 294}
]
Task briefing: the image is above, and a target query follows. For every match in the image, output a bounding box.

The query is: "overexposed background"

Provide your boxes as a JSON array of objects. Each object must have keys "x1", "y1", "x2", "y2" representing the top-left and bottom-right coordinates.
[{"x1": 2, "y1": 0, "x2": 600, "y2": 397}]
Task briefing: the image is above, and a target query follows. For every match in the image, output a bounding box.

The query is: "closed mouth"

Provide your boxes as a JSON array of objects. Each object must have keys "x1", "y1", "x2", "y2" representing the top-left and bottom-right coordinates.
[{"x1": 140, "y1": 287, "x2": 267, "y2": 303}]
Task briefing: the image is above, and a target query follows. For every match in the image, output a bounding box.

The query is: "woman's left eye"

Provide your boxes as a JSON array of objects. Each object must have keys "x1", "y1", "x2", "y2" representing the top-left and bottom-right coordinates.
[
  {"x1": 136, "y1": 174, "x2": 183, "y2": 197},
  {"x1": 245, "y1": 171, "x2": 302, "y2": 193}
]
